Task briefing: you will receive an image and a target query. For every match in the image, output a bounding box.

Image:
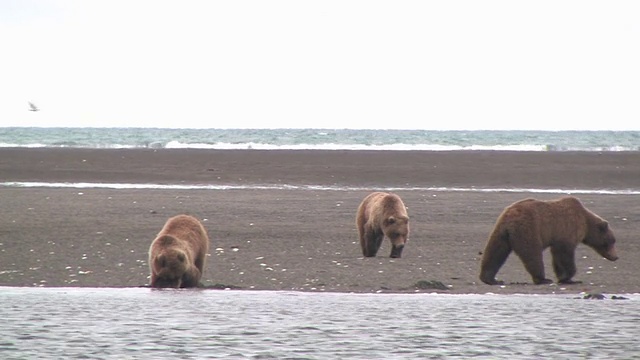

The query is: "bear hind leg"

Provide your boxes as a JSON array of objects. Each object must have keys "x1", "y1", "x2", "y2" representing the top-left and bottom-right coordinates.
[
  {"x1": 551, "y1": 244, "x2": 580, "y2": 284},
  {"x1": 514, "y1": 248, "x2": 552, "y2": 285}
]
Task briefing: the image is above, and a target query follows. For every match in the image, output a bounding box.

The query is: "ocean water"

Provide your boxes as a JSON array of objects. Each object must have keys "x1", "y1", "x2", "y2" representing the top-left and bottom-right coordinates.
[
  {"x1": 0, "y1": 287, "x2": 638, "y2": 359},
  {"x1": 2, "y1": 127, "x2": 639, "y2": 194},
  {"x1": 0, "y1": 127, "x2": 639, "y2": 151}
]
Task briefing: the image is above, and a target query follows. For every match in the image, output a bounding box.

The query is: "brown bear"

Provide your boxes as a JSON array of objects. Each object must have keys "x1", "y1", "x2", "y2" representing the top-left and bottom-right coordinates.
[
  {"x1": 148, "y1": 214, "x2": 210, "y2": 288},
  {"x1": 479, "y1": 196, "x2": 618, "y2": 285},
  {"x1": 356, "y1": 191, "x2": 410, "y2": 258}
]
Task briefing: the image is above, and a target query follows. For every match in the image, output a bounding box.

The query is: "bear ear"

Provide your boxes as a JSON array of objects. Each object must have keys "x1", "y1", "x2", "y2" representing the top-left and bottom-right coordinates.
[{"x1": 598, "y1": 221, "x2": 609, "y2": 232}]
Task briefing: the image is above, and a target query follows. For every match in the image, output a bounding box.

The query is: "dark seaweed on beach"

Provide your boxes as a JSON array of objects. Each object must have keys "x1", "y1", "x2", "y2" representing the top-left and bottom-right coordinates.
[
  {"x1": 577, "y1": 293, "x2": 629, "y2": 300},
  {"x1": 413, "y1": 280, "x2": 449, "y2": 291}
]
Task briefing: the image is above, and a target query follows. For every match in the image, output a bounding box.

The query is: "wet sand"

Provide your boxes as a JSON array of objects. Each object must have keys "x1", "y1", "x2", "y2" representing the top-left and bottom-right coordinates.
[{"x1": 0, "y1": 148, "x2": 639, "y2": 294}]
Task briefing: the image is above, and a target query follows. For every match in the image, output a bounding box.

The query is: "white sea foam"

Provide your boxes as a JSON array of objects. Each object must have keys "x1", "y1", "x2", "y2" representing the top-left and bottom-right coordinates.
[
  {"x1": 2, "y1": 181, "x2": 639, "y2": 195},
  {"x1": 164, "y1": 141, "x2": 550, "y2": 151},
  {"x1": 0, "y1": 143, "x2": 49, "y2": 148},
  {"x1": 2, "y1": 129, "x2": 639, "y2": 152},
  {"x1": 1, "y1": 141, "x2": 633, "y2": 151},
  {"x1": 0, "y1": 141, "x2": 549, "y2": 151}
]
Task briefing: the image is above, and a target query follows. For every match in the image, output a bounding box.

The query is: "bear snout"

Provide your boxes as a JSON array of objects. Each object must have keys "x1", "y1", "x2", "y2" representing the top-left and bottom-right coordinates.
[
  {"x1": 390, "y1": 244, "x2": 404, "y2": 258},
  {"x1": 152, "y1": 277, "x2": 182, "y2": 288},
  {"x1": 601, "y1": 245, "x2": 618, "y2": 261}
]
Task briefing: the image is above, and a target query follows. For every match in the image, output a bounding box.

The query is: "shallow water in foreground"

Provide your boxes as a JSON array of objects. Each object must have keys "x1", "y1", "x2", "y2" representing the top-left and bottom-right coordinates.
[{"x1": 0, "y1": 288, "x2": 638, "y2": 359}]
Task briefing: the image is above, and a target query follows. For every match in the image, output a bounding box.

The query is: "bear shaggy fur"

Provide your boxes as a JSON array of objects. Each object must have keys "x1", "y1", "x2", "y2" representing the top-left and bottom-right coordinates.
[
  {"x1": 479, "y1": 196, "x2": 618, "y2": 285},
  {"x1": 356, "y1": 192, "x2": 410, "y2": 258},
  {"x1": 149, "y1": 214, "x2": 210, "y2": 288}
]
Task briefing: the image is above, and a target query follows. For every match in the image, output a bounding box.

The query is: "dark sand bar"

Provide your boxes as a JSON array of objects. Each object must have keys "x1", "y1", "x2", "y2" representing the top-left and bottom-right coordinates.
[{"x1": 0, "y1": 148, "x2": 639, "y2": 294}]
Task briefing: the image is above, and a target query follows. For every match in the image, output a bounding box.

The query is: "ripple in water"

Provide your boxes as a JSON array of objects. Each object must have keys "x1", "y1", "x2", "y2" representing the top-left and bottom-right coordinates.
[{"x1": 0, "y1": 287, "x2": 638, "y2": 359}]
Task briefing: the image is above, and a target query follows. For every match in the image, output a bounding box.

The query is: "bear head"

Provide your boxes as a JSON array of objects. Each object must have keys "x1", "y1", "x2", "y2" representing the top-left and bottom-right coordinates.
[
  {"x1": 383, "y1": 215, "x2": 410, "y2": 258},
  {"x1": 152, "y1": 247, "x2": 189, "y2": 288},
  {"x1": 583, "y1": 220, "x2": 618, "y2": 261}
]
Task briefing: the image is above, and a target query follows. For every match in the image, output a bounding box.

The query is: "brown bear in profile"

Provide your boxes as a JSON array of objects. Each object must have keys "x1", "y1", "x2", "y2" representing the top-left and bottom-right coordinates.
[
  {"x1": 149, "y1": 214, "x2": 210, "y2": 288},
  {"x1": 479, "y1": 196, "x2": 618, "y2": 285},
  {"x1": 356, "y1": 191, "x2": 410, "y2": 258}
]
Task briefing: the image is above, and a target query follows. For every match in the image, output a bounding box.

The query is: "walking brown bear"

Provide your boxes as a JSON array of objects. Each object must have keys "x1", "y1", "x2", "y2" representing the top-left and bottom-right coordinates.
[
  {"x1": 148, "y1": 214, "x2": 210, "y2": 288},
  {"x1": 356, "y1": 191, "x2": 410, "y2": 258},
  {"x1": 479, "y1": 196, "x2": 618, "y2": 285}
]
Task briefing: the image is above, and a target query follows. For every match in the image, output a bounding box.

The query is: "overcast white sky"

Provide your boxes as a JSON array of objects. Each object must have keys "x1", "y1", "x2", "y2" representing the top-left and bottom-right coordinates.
[{"x1": 1, "y1": 0, "x2": 639, "y2": 130}]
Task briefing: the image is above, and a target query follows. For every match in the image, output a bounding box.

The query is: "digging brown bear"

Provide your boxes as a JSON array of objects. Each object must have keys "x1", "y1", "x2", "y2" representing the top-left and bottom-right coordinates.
[
  {"x1": 356, "y1": 191, "x2": 410, "y2": 258},
  {"x1": 148, "y1": 214, "x2": 210, "y2": 288},
  {"x1": 479, "y1": 196, "x2": 618, "y2": 285}
]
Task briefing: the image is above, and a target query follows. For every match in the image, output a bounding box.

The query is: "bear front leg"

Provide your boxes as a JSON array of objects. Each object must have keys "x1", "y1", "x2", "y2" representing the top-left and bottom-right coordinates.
[
  {"x1": 194, "y1": 252, "x2": 207, "y2": 275},
  {"x1": 479, "y1": 237, "x2": 512, "y2": 285},
  {"x1": 362, "y1": 228, "x2": 382, "y2": 257},
  {"x1": 180, "y1": 267, "x2": 202, "y2": 288},
  {"x1": 551, "y1": 244, "x2": 580, "y2": 284},
  {"x1": 358, "y1": 222, "x2": 368, "y2": 256}
]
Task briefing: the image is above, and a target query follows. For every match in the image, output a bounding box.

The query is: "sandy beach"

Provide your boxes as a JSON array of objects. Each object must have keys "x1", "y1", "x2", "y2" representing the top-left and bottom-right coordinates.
[{"x1": 0, "y1": 148, "x2": 638, "y2": 294}]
